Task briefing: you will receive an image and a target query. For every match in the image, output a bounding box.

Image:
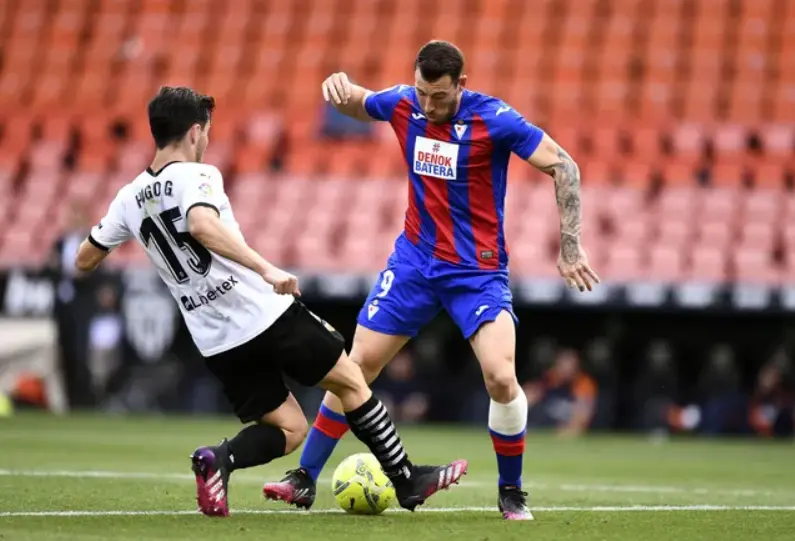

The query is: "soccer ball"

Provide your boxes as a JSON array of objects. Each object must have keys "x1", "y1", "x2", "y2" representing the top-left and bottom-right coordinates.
[{"x1": 331, "y1": 453, "x2": 396, "y2": 515}]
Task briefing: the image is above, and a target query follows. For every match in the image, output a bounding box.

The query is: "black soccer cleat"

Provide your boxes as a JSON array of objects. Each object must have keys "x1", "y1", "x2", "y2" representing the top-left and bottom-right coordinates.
[
  {"x1": 498, "y1": 485, "x2": 534, "y2": 520},
  {"x1": 392, "y1": 459, "x2": 468, "y2": 511},
  {"x1": 262, "y1": 467, "x2": 317, "y2": 510}
]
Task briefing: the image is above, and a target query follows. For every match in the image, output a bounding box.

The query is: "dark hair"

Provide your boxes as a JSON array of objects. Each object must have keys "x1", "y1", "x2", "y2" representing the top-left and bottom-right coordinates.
[
  {"x1": 415, "y1": 40, "x2": 465, "y2": 83},
  {"x1": 147, "y1": 86, "x2": 215, "y2": 149}
]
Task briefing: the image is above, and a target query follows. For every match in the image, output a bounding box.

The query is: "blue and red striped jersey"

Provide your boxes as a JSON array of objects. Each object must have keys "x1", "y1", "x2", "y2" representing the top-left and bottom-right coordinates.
[{"x1": 365, "y1": 85, "x2": 544, "y2": 270}]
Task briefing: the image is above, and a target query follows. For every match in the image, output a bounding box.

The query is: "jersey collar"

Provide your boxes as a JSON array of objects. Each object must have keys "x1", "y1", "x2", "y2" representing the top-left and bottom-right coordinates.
[{"x1": 146, "y1": 161, "x2": 183, "y2": 177}]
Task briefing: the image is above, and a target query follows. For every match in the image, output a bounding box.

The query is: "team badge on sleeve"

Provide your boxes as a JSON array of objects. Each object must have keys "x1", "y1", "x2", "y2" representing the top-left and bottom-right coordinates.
[{"x1": 198, "y1": 182, "x2": 213, "y2": 196}]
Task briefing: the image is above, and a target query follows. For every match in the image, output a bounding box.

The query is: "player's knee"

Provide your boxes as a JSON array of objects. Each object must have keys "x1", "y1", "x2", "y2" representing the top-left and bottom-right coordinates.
[
  {"x1": 322, "y1": 354, "x2": 370, "y2": 401},
  {"x1": 483, "y1": 366, "x2": 519, "y2": 403},
  {"x1": 349, "y1": 350, "x2": 382, "y2": 384},
  {"x1": 348, "y1": 326, "x2": 407, "y2": 384}
]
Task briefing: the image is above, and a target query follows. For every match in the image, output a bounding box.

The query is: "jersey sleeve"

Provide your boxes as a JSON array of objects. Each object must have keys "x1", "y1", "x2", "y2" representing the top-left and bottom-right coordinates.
[
  {"x1": 181, "y1": 166, "x2": 227, "y2": 216},
  {"x1": 363, "y1": 84, "x2": 410, "y2": 121},
  {"x1": 89, "y1": 189, "x2": 131, "y2": 251},
  {"x1": 493, "y1": 103, "x2": 545, "y2": 160}
]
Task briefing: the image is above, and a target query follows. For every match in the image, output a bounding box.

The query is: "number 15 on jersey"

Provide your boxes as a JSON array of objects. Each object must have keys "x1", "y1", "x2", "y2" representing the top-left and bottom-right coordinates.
[{"x1": 140, "y1": 207, "x2": 212, "y2": 283}]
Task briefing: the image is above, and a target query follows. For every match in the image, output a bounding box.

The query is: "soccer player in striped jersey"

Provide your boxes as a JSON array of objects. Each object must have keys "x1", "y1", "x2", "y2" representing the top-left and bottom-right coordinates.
[{"x1": 263, "y1": 40, "x2": 599, "y2": 520}]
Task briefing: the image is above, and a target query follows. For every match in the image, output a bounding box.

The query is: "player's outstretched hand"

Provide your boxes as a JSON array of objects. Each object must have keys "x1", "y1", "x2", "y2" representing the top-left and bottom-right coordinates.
[
  {"x1": 322, "y1": 72, "x2": 353, "y2": 105},
  {"x1": 557, "y1": 243, "x2": 600, "y2": 292},
  {"x1": 263, "y1": 266, "x2": 301, "y2": 297}
]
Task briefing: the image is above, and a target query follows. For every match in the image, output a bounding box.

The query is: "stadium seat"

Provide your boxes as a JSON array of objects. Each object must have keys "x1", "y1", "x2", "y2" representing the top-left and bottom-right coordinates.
[
  {"x1": 761, "y1": 125, "x2": 794, "y2": 160},
  {"x1": 697, "y1": 220, "x2": 734, "y2": 250},
  {"x1": 603, "y1": 245, "x2": 644, "y2": 282},
  {"x1": 657, "y1": 218, "x2": 691, "y2": 249},
  {"x1": 671, "y1": 124, "x2": 707, "y2": 161},
  {"x1": 657, "y1": 187, "x2": 697, "y2": 221},
  {"x1": 733, "y1": 248, "x2": 781, "y2": 285},
  {"x1": 689, "y1": 245, "x2": 728, "y2": 282},
  {"x1": 700, "y1": 187, "x2": 739, "y2": 218},
  {"x1": 613, "y1": 215, "x2": 651, "y2": 247},
  {"x1": 663, "y1": 162, "x2": 698, "y2": 187},
  {"x1": 753, "y1": 162, "x2": 786, "y2": 188},
  {"x1": 739, "y1": 221, "x2": 776, "y2": 251},
  {"x1": 508, "y1": 243, "x2": 556, "y2": 278},
  {"x1": 712, "y1": 124, "x2": 748, "y2": 160},
  {"x1": 743, "y1": 188, "x2": 781, "y2": 221},
  {"x1": 0, "y1": 0, "x2": 791, "y2": 283},
  {"x1": 648, "y1": 245, "x2": 684, "y2": 282}
]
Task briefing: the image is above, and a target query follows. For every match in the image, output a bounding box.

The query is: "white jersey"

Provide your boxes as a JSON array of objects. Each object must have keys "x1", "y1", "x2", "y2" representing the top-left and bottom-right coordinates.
[{"x1": 89, "y1": 161, "x2": 293, "y2": 356}]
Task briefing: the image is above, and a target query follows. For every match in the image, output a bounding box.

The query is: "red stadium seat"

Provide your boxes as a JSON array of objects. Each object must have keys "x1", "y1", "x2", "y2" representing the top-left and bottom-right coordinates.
[
  {"x1": 662, "y1": 162, "x2": 698, "y2": 187},
  {"x1": 711, "y1": 162, "x2": 746, "y2": 188},
  {"x1": 601, "y1": 186, "x2": 644, "y2": 219},
  {"x1": 0, "y1": 229, "x2": 38, "y2": 267},
  {"x1": 612, "y1": 215, "x2": 651, "y2": 246},
  {"x1": 648, "y1": 245, "x2": 684, "y2": 282},
  {"x1": 760, "y1": 125, "x2": 794, "y2": 160},
  {"x1": 657, "y1": 187, "x2": 698, "y2": 221},
  {"x1": 689, "y1": 245, "x2": 728, "y2": 282},
  {"x1": 753, "y1": 162, "x2": 786, "y2": 188},
  {"x1": 508, "y1": 243, "x2": 556, "y2": 278},
  {"x1": 603, "y1": 245, "x2": 644, "y2": 282},
  {"x1": 733, "y1": 248, "x2": 781, "y2": 285},
  {"x1": 697, "y1": 220, "x2": 734, "y2": 249},
  {"x1": 700, "y1": 187, "x2": 739, "y2": 218},
  {"x1": 27, "y1": 142, "x2": 66, "y2": 175},
  {"x1": 743, "y1": 189, "x2": 781, "y2": 222},
  {"x1": 671, "y1": 124, "x2": 707, "y2": 161},
  {"x1": 294, "y1": 232, "x2": 339, "y2": 271},
  {"x1": 657, "y1": 218, "x2": 692, "y2": 248},
  {"x1": 739, "y1": 221, "x2": 775, "y2": 251}
]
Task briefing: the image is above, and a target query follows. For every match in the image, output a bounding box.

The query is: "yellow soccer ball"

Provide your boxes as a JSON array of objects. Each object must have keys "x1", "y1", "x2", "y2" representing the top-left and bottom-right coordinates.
[
  {"x1": 0, "y1": 392, "x2": 14, "y2": 417},
  {"x1": 331, "y1": 453, "x2": 395, "y2": 515}
]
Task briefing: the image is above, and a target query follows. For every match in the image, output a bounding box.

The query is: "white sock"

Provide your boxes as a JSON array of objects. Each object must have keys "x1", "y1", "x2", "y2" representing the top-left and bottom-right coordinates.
[
  {"x1": 488, "y1": 389, "x2": 528, "y2": 487},
  {"x1": 488, "y1": 389, "x2": 528, "y2": 437}
]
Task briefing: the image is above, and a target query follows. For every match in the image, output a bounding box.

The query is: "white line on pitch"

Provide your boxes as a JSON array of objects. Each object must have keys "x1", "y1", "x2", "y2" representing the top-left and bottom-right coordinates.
[
  {"x1": 1, "y1": 469, "x2": 793, "y2": 499},
  {"x1": 2, "y1": 505, "x2": 795, "y2": 518}
]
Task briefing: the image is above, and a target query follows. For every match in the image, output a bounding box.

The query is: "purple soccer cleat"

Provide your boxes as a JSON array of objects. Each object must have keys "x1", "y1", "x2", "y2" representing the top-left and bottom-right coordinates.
[{"x1": 191, "y1": 443, "x2": 231, "y2": 517}]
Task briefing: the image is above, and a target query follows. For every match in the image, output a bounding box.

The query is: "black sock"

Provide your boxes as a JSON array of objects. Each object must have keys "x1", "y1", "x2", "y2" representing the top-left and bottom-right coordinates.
[
  {"x1": 225, "y1": 423, "x2": 287, "y2": 472},
  {"x1": 345, "y1": 396, "x2": 412, "y2": 479}
]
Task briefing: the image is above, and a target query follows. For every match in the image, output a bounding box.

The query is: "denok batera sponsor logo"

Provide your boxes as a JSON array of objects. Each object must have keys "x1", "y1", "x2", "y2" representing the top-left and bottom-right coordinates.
[
  {"x1": 413, "y1": 136, "x2": 459, "y2": 180},
  {"x1": 180, "y1": 275, "x2": 240, "y2": 311}
]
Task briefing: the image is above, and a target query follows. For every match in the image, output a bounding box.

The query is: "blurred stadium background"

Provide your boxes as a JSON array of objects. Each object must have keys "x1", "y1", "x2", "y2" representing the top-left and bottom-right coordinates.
[{"x1": 0, "y1": 0, "x2": 793, "y2": 440}]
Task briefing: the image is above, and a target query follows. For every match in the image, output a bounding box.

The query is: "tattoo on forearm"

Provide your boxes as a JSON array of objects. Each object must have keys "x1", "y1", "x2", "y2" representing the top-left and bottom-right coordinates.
[{"x1": 539, "y1": 147, "x2": 582, "y2": 265}]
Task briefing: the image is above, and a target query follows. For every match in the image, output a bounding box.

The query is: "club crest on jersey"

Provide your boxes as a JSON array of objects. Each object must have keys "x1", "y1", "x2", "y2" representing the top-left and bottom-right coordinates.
[
  {"x1": 198, "y1": 182, "x2": 212, "y2": 196},
  {"x1": 413, "y1": 136, "x2": 459, "y2": 180},
  {"x1": 367, "y1": 303, "x2": 379, "y2": 319}
]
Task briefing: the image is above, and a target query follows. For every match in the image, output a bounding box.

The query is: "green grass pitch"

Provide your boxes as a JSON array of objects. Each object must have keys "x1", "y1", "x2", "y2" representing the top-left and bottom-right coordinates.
[{"x1": 1, "y1": 413, "x2": 794, "y2": 540}]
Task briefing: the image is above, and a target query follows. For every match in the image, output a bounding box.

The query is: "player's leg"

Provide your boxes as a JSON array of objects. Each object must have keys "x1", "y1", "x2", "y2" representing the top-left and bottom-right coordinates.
[
  {"x1": 264, "y1": 301, "x2": 465, "y2": 511},
  {"x1": 470, "y1": 311, "x2": 532, "y2": 520},
  {"x1": 298, "y1": 326, "x2": 409, "y2": 482},
  {"x1": 438, "y1": 270, "x2": 532, "y2": 520},
  {"x1": 191, "y1": 395, "x2": 307, "y2": 517},
  {"x1": 194, "y1": 328, "x2": 311, "y2": 517},
  {"x1": 287, "y1": 259, "x2": 440, "y2": 486},
  {"x1": 263, "y1": 326, "x2": 408, "y2": 508},
  {"x1": 318, "y1": 350, "x2": 468, "y2": 511}
]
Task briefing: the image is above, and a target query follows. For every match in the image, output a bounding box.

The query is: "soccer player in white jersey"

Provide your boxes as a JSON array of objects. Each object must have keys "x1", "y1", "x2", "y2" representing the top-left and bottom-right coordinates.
[{"x1": 75, "y1": 86, "x2": 467, "y2": 517}]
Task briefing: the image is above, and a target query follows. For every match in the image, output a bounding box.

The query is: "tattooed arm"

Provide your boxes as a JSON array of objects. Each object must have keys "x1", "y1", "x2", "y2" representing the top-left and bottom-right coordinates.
[{"x1": 528, "y1": 134, "x2": 600, "y2": 291}]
